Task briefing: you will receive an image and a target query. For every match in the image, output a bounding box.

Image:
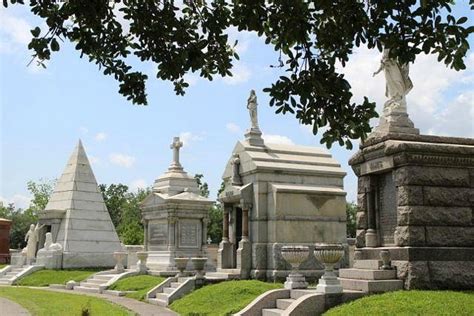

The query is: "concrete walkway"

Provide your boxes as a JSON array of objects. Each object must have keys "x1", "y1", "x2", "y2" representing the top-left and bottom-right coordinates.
[
  {"x1": 36, "y1": 287, "x2": 178, "y2": 316},
  {"x1": 0, "y1": 297, "x2": 30, "y2": 315}
]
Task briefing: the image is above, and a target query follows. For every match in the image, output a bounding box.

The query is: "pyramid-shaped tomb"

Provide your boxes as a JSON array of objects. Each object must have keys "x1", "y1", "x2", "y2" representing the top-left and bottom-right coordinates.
[{"x1": 41, "y1": 140, "x2": 122, "y2": 268}]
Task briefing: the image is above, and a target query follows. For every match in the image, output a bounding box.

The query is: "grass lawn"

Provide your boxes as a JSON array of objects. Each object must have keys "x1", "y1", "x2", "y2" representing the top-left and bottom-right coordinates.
[
  {"x1": 0, "y1": 264, "x2": 6, "y2": 269},
  {"x1": 16, "y1": 269, "x2": 101, "y2": 286},
  {"x1": 108, "y1": 275, "x2": 166, "y2": 301},
  {"x1": 324, "y1": 290, "x2": 474, "y2": 315},
  {"x1": 170, "y1": 280, "x2": 283, "y2": 316},
  {"x1": 0, "y1": 287, "x2": 133, "y2": 316}
]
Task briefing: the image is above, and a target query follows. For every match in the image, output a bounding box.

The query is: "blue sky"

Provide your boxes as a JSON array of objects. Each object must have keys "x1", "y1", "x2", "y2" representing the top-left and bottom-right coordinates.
[{"x1": 1, "y1": 3, "x2": 473, "y2": 208}]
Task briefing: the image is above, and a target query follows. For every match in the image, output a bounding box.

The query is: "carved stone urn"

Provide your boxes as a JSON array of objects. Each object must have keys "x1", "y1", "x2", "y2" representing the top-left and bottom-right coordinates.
[
  {"x1": 175, "y1": 257, "x2": 189, "y2": 277},
  {"x1": 113, "y1": 251, "x2": 127, "y2": 273},
  {"x1": 281, "y1": 245, "x2": 309, "y2": 289},
  {"x1": 136, "y1": 251, "x2": 148, "y2": 274},
  {"x1": 191, "y1": 257, "x2": 207, "y2": 279},
  {"x1": 314, "y1": 243, "x2": 344, "y2": 293}
]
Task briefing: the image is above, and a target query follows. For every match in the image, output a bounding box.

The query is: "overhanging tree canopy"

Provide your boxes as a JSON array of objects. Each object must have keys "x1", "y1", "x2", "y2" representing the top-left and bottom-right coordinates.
[{"x1": 4, "y1": 0, "x2": 473, "y2": 148}]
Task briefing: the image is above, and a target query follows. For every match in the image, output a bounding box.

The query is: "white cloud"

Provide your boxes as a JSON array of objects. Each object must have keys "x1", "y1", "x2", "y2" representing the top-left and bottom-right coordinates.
[
  {"x1": 427, "y1": 91, "x2": 474, "y2": 137},
  {"x1": 129, "y1": 179, "x2": 148, "y2": 192},
  {"x1": 226, "y1": 122, "x2": 241, "y2": 134},
  {"x1": 222, "y1": 63, "x2": 251, "y2": 85},
  {"x1": 109, "y1": 153, "x2": 136, "y2": 168},
  {"x1": 95, "y1": 132, "x2": 107, "y2": 142},
  {"x1": 263, "y1": 134, "x2": 294, "y2": 145},
  {"x1": 226, "y1": 26, "x2": 259, "y2": 56},
  {"x1": 0, "y1": 10, "x2": 31, "y2": 54},
  {"x1": 0, "y1": 194, "x2": 31, "y2": 209},
  {"x1": 340, "y1": 47, "x2": 474, "y2": 138},
  {"x1": 179, "y1": 131, "x2": 204, "y2": 146},
  {"x1": 79, "y1": 126, "x2": 89, "y2": 134}
]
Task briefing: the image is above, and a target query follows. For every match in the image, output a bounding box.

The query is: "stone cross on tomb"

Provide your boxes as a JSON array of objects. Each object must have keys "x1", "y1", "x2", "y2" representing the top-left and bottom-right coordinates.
[{"x1": 169, "y1": 136, "x2": 184, "y2": 171}]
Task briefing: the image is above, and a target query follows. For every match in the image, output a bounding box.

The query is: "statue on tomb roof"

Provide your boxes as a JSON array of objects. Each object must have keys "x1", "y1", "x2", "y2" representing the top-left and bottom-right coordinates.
[
  {"x1": 247, "y1": 89, "x2": 259, "y2": 130},
  {"x1": 373, "y1": 48, "x2": 413, "y2": 114}
]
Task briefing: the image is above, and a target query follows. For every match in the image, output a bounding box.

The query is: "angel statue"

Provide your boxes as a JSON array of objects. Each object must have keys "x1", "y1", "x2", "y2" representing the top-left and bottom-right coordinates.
[
  {"x1": 24, "y1": 223, "x2": 44, "y2": 265},
  {"x1": 373, "y1": 48, "x2": 413, "y2": 114},
  {"x1": 247, "y1": 90, "x2": 259, "y2": 130}
]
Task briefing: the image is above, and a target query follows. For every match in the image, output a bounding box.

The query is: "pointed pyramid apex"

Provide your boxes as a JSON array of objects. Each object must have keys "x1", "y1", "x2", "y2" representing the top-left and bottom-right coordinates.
[{"x1": 68, "y1": 139, "x2": 90, "y2": 166}]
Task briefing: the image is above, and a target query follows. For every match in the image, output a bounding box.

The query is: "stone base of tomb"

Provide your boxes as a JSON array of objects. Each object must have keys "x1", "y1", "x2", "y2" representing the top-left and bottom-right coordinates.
[
  {"x1": 36, "y1": 250, "x2": 62, "y2": 269},
  {"x1": 350, "y1": 132, "x2": 474, "y2": 290},
  {"x1": 62, "y1": 252, "x2": 117, "y2": 269},
  {"x1": 146, "y1": 249, "x2": 214, "y2": 272},
  {"x1": 11, "y1": 252, "x2": 26, "y2": 267}
]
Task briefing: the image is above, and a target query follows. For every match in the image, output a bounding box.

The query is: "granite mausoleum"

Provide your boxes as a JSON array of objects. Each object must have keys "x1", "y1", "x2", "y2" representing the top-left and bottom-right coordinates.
[
  {"x1": 140, "y1": 137, "x2": 214, "y2": 271},
  {"x1": 347, "y1": 49, "x2": 474, "y2": 290},
  {"x1": 217, "y1": 91, "x2": 348, "y2": 281},
  {"x1": 350, "y1": 133, "x2": 474, "y2": 289}
]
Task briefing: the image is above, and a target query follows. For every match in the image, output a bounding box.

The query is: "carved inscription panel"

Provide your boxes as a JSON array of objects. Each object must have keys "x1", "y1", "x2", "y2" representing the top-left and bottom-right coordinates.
[
  {"x1": 178, "y1": 220, "x2": 200, "y2": 248},
  {"x1": 361, "y1": 156, "x2": 394, "y2": 175},
  {"x1": 378, "y1": 172, "x2": 397, "y2": 246},
  {"x1": 149, "y1": 221, "x2": 168, "y2": 246}
]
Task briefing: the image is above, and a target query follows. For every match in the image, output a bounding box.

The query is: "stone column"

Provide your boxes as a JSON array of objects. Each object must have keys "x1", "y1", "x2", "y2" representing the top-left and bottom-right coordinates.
[
  {"x1": 365, "y1": 184, "x2": 378, "y2": 247},
  {"x1": 237, "y1": 203, "x2": 252, "y2": 279},
  {"x1": 143, "y1": 220, "x2": 148, "y2": 251},
  {"x1": 218, "y1": 204, "x2": 232, "y2": 269},
  {"x1": 168, "y1": 216, "x2": 177, "y2": 251}
]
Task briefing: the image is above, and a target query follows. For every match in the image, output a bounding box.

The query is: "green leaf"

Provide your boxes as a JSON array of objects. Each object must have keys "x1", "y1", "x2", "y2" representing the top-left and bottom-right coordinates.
[
  {"x1": 457, "y1": 17, "x2": 468, "y2": 24},
  {"x1": 31, "y1": 27, "x2": 40, "y2": 37},
  {"x1": 51, "y1": 38, "x2": 59, "y2": 52}
]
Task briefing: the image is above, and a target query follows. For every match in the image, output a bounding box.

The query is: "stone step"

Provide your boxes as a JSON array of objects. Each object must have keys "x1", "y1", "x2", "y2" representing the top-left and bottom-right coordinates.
[
  {"x1": 339, "y1": 268, "x2": 397, "y2": 280},
  {"x1": 177, "y1": 277, "x2": 191, "y2": 283},
  {"x1": 276, "y1": 298, "x2": 295, "y2": 310},
  {"x1": 0, "y1": 280, "x2": 12, "y2": 285},
  {"x1": 163, "y1": 287, "x2": 175, "y2": 295},
  {"x1": 5, "y1": 272, "x2": 18, "y2": 276},
  {"x1": 262, "y1": 308, "x2": 284, "y2": 316},
  {"x1": 95, "y1": 275, "x2": 116, "y2": 280},
  {"x1": 74, "y1": 286, "x2": 101, "y2": 294},
  {"x1": 80, "y1": 282, "x2": 101, "y2": 289},
  {"x1": 340, "y1": 278, "x2": 403, "y2": 293},
  {"x1": 87, "y1": 279, "x2": 107, "y2": 285},
  {"x1": 103, "y1": 290, "x2": 127, "y2": 297},
  {"x1": 353, "y1": 260, "x2": 383, "y2": 270},
  {"x1": 170, "y1": 282, "x2": 181, "y2": 288},
  {"x1": 154, "y1": 293, "x2": 170, "y2": 301},
  {"x1": 148, "y1": 298, "x2": 168, "y2": 307},
  {"x1": 290, "y1": 289, "x2": 316, "y2": 300}
]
